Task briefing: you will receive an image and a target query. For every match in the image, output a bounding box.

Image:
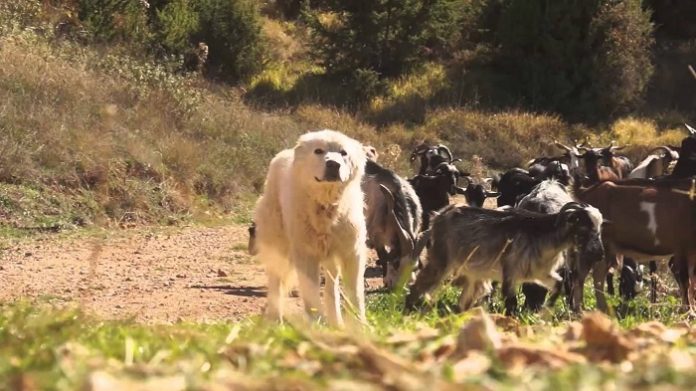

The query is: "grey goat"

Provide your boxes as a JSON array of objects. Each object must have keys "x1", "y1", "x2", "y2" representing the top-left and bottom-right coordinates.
[
  {"x1": 517, "y1": 180, "x2": 605, "y2": 312},
  {"x1": 363, "y1": 160, "x2": 422, "y2": 288},
  {"x1": 404, "y1": 202, "x2": 604, "y2": 315}
]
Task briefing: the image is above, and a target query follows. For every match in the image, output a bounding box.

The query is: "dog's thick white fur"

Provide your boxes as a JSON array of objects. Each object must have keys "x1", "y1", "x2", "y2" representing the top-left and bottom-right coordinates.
[{"x1": 253, "y1": 129, "x2": 368, "y2": 327}]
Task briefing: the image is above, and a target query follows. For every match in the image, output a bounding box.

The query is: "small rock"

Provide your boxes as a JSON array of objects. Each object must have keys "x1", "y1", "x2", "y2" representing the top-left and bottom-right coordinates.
[
  {"x1": 176, "y1": 273, "x2": 186, "y2": 278},
  {"x1": 24, "y1": 252, "x2": 32, "y2": 257},
  {"x1": 217, "y1": 269, "x2": 227, "y2": 277}
]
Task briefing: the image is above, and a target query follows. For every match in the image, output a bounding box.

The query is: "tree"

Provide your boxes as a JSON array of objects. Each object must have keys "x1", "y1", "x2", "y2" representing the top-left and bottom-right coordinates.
[
  {"x1": 306, "y1": 0, "x2": 464, "y2": 79},
  {"x1": 494, "y1": 0, "x2": 653, "y2": 119}
]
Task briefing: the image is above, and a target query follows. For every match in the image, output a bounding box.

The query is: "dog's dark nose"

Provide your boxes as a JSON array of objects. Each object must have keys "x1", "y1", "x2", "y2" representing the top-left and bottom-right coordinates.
[{"x1": 324, "y1": 160, "x2": 341, "y2": 181}]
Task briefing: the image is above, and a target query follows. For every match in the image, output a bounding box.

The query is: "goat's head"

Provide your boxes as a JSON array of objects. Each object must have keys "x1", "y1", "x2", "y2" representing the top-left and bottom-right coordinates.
[
  {"x1": 410, "y1": 144, "x2": 460, "y2": 175},
  {"x1": 378, "y1": 184, "x2": 416, "y2": 289},
  {"x1": 543, "y1": 161, "x2": 570, "y2": 185},
  {"x1": 456, "y1": 183, "x2": 500, "y2": 207},
  {"x1": 557, "y1": 202, "x2": 605, "y2": 264},
  {"x1": 434, "y1": 162, "x2": 467, "y2": 195},
  {"x1": 597, "y1": 141, "x2": 627, "y2": 166},
  {"x1": 555, "y1": 139, "x2": 587, "y2": 173}
]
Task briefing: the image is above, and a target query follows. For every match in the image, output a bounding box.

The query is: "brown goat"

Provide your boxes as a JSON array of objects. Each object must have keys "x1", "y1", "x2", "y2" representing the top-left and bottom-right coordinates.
[{"x1": 573, "y1": 178, "x2": 696, "y2": 313}]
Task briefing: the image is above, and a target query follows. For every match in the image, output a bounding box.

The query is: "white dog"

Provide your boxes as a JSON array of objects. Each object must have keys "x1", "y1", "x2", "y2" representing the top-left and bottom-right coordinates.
[{"x1": 253, "y1": 129, "x2": 368, "y2": 327}]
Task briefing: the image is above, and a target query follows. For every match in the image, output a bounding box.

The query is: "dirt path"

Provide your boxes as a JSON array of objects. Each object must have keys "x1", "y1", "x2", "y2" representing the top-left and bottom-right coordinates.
[{"x1": 0, "y1": 224, "x2": 384, "y2": 323}]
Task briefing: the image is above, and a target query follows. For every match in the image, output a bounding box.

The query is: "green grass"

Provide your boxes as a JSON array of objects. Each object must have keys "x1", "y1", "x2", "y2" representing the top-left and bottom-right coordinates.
[{"x1": 2, "y1": 282, "x2": 695, "y2": 390}]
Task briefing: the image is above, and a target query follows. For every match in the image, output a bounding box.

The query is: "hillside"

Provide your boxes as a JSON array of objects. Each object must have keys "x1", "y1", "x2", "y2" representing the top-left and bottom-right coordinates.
[{"x1": 0, "y1": 1, "x2": 692, "y2": 232}]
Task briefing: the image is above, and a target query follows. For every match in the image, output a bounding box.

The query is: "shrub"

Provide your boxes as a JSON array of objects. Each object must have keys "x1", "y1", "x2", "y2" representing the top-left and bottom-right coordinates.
[
  {"x1": 193, "y1": 0, "x2": 266, "y2": 82},
  {"x1": 78, "y1": 0, "x2": 151, "y2": 46},
  {"x1": 589, "y1": 0, "x2": 654, "y2": 118},
  {"x1": 306, "y1": 0, "x2": 464, "y2": 79},
  {"x1": 155, "y1": 0, "x2": 199, "y2": 56},
  {"x1": 494, "y1": 0, "x2": 654, "y2": 120},
  {"x1": 648, "y1": 0, "x2": 696, "y2": 38},
  {"x1": 0, "y1": 0, "x2": 43, "y2": 35}
]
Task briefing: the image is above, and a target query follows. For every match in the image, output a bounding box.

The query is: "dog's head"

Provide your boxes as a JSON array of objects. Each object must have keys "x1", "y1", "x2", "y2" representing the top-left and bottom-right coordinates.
[{"x1": 294, "y1": 129, "x2": 366, "y2": 187}]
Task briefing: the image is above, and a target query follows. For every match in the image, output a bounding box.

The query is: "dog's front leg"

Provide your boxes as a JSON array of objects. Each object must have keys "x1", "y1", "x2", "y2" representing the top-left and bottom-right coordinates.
[
  {"x1": 293, "y1": 250, "x2": 322, "y2": 321},
  {"x1": 339, "y1": 245, "x2": 367, "y2": 325},
  {"x1": 324, "y1": 261, "x2": 344, "y2": 327}
]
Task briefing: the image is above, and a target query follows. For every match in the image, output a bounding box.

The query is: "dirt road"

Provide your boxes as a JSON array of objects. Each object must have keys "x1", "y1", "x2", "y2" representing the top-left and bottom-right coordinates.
[{"x1": 0, "y1": 224, "x2": 383, "y2": 323}]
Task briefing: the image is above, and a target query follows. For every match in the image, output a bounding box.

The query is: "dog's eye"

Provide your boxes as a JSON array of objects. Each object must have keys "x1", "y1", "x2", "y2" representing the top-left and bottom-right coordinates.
[
  {"x1": 340, "y1": 150, "x2": 347, "y2": 156},
  {"x1": 314, "y1": 148, "x2": 324, "y2": 155}
]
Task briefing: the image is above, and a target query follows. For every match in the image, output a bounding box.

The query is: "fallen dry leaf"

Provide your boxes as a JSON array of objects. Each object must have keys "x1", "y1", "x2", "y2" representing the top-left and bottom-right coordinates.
[
  {"x1": 497, "y1": 343, "x2": 586, "y2": 373},
  {"x1": 578, "y1": 312, "x2": 636, "y2": 363},
  {"x1": 451, "y1": 351, "x2": 492, "y2": 381},
  {"x1": 455, "y1": 308, "x2": 502, "y2": 356},
  {"x1": 86, "y1": 371, "x2": 186, "y2": 391}
]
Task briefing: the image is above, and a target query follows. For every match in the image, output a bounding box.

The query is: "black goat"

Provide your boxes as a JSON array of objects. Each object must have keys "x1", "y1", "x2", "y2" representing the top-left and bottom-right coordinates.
[
  {"x1": 409, "y1": 162, "x2": 468, "y2": 229},
  {"x1": 410, "y1": 144, "x2": 460, "y2": 175}
]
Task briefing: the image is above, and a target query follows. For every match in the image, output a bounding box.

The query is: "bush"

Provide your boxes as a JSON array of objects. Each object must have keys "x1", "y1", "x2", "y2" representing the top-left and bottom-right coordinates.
[
  {"x1": 193, "y1": 0, "x2": 265, "y2": 82},
  {"x1": 0, "y1": 0, "x2": 43, "y2": 35},
  {"x1": 306, "y1": 0, "x2": 464, "y2": 80},
  {"x1": 78, "y1": 0, "x2": 151, "y2": 45},
  {"x1": 494, "y1": 0, "x2": 654, "y2": 120},
  {"x1": 590, "y1": 0, "x2": 654, "y2": 118},
  {"x1": 648, "y1": 0, "x2": 696, "y2": 38},
  {"x1": 155, "y1": 0, "x2": 199, "y2": 56}
]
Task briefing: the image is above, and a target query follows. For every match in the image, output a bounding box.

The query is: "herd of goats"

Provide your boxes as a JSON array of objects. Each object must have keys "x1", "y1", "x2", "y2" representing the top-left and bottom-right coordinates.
[{"x1": 250, "y1": 124, "x2": 696, "y2": 317}]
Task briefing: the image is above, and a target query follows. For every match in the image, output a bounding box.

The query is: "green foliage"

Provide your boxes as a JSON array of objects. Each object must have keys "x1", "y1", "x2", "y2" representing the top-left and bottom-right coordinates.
[
  {"x1": 590, "y1": 0, "x2": 654, "y2": 117},
  {"x1": 306, "y1": 0, "x2": 464, "y2": 79},
  {"x1": 78, "y1": 0, "x2": 151, "y2": 46},
  {"x1": 649, "y1": 0, "x2": 696, "y2": 38},
  {"x1": 272, "y1": 0, "x2": 324, "y2": 19},
  {"x1": 193, "y1": 0, "x2": 266, "y2": 82},
  {"x1": 494, "y1": 0, "x2": 654, "y2": 120},
  {"x1": 155, "y1": 0, "x2": 199, "y2": 55},
  {"x1": 0, "y1": 0, "x2": 43, "y2": 35}
]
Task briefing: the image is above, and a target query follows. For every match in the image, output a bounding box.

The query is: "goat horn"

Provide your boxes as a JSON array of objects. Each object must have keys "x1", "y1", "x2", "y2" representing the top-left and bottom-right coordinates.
[
  {"x1": 437, "y1": 145, "x2": 454, "y2": 162},
  {"x1": 649, "y1": 146, "x2": 672, "y2": 158},
  {"x1": 554, "y1": 140, "x2": 571, "y2": 151},
  {"x1": 685, "y1": 123, "x2": 696, "y2": 136},
  {"x1": 378, "y1": 184, "x2": 415, "y2": 265}
]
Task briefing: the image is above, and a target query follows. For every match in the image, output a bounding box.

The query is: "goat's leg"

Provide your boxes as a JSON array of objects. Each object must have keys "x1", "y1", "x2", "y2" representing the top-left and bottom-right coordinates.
[
  {"x1": 375, "y1": 246, "x2": 390, "y2": 277},
  {"x1": 592, "y1": 258, "x2": 610, "y2": 313},
  {"x1": 619, "y1": 257, "x2": 639, "y2": 301},
  {"x1": 502, "y1": 278, "x2": 518, "y2": 316},
  {"x1": 546, "y1": 269, "x2": 567, "y2": 309},
  {"x1": 670, "y1": 256, "x2": 690, "y2": 311},
  {"x1": 405, "y1": 250, "x2": 451, "y2": 311},
  {"x1": 456, "y1": 277, "x2": 475, "y2": 312},
  {"x1": 606, "y1": 270, "x2": 615, "y2": 296},
  {"x1": 687, "y1": 252, "x2": 696, "y2": 314},
  {"x1": 649, "y1": 260, "x2": 658, "y2": 303}
]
